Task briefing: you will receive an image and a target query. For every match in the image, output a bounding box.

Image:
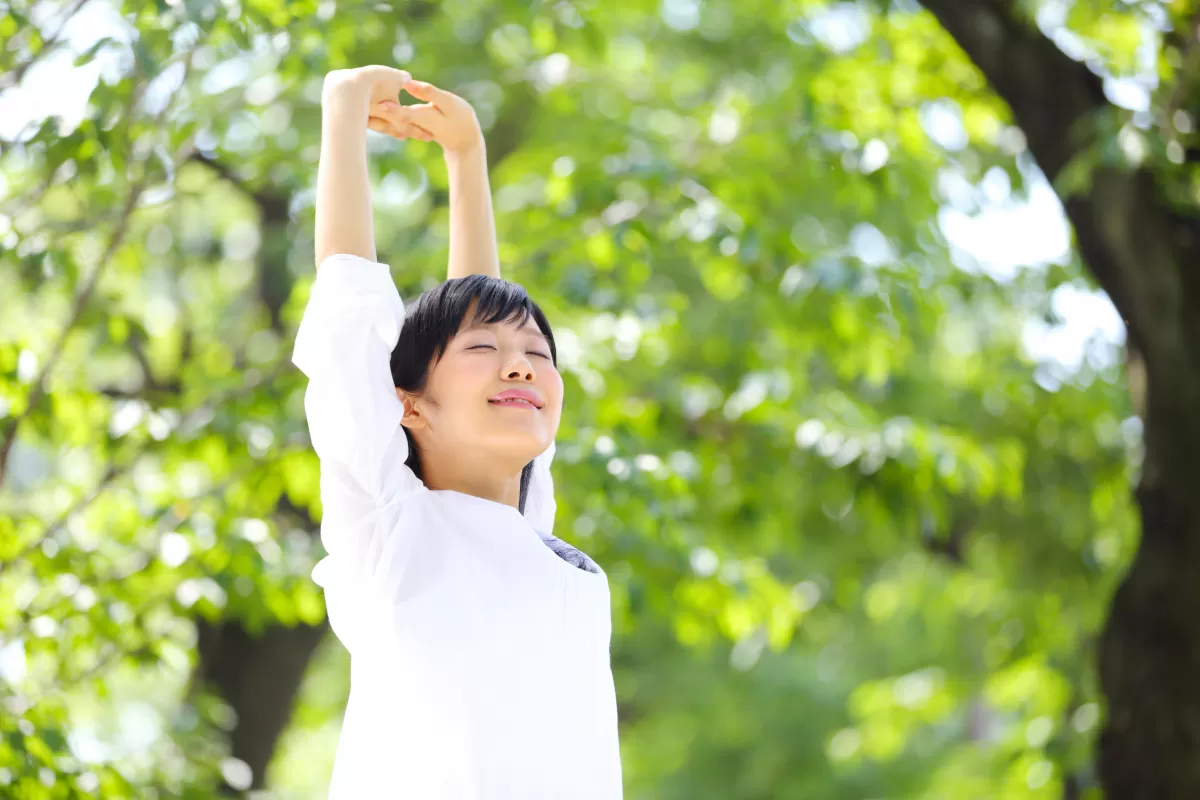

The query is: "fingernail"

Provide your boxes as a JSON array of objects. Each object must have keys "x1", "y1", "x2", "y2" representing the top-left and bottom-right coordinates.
[{"x1": 380, "y1": 100, "x2": 398, "y2": 109}]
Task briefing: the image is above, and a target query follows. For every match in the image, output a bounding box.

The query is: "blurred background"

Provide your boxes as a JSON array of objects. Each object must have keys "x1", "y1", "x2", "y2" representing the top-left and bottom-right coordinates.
[{"x1": 2, "y1": 0, "x2": 1195, "y2": 797}]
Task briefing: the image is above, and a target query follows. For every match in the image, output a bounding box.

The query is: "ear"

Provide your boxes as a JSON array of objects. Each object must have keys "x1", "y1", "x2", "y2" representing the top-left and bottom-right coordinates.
[{"x1": 396, "y1": 388, "x2": 427, "y2": 430}]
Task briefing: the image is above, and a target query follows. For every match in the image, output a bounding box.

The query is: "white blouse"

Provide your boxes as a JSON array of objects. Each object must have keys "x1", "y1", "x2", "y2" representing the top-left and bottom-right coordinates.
[{"x1": 291, "y1": 254, "x2": 623, "y2": 799}]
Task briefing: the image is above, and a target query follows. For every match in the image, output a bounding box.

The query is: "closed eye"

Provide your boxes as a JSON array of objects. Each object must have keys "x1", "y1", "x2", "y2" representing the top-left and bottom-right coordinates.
[
  {"x1": 467, "y1": 344, "x2": 496, "y2": 351},
  {"x1": 527, "y1": 351, "x2": 552, "y2": 359}
]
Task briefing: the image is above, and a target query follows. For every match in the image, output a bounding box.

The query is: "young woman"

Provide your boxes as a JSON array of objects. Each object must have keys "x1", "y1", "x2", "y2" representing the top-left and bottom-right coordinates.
[{"x1": 291, "y1": 65, "x2": 622, "y2": 798}]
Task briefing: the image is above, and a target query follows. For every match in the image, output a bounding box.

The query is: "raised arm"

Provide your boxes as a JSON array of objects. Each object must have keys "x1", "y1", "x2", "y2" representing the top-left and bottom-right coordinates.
[
  {"x1": 368, "y1": 80, "x2": 500, "y2": 280},
  {"x1": 444, "y1": 137, "x2": 500, "y2": 280},
  {"x1": 315, "y1": 66, "x2": 412, "y2": 267}
]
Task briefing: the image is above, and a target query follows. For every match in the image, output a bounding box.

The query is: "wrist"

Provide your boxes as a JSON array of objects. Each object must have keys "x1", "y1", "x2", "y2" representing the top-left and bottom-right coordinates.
[
  {"x1": 321, "y1": 72, "x2": 371, "y2": 111},
  {"x1": 445, "y1": 139, "x2": 486, "y2": 167}
]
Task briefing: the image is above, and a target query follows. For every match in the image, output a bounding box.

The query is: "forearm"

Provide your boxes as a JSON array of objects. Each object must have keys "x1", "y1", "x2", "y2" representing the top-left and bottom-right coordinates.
[
  {"x1": 315, "y1": 81, "x2": 374, "y2": 267},
  {"x1": 445, "y1": 145, "x2": 500, "y2": 280}
]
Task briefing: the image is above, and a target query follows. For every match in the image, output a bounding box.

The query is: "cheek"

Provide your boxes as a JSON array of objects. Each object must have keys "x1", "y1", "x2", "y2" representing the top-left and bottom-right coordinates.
[
  {"x1": 427, "y1": 357, "x2": 492, "y2": 408},
  {"x1": 541, "y1": 368, "x2": 565, "y2": 413}
]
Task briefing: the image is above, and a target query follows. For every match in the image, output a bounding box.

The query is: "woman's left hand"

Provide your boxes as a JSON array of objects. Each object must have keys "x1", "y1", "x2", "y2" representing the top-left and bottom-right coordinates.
[{"x1": 369, "y1": 80, "x2": 485, "y2": 160}]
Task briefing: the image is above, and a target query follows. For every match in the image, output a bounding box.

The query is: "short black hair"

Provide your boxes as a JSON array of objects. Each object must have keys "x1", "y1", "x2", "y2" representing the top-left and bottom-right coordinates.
[{"x1": 389, "y1": 274, "x2": 557, "y2": 512}]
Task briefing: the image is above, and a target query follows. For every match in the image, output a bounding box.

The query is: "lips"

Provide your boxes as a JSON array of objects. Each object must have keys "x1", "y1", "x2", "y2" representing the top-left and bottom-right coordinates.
[{"x1": 488, "y1": 389, "x2": 544, "y2": 409}]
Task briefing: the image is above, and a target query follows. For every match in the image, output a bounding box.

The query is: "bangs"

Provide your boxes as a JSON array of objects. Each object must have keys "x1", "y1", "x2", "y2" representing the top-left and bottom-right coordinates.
[
  {"x1": 398, "y1": 274, "x2": 557, "y2": 370},
  {"x1": 466, "y1": 278, "x2": 537, "y2": 331}
]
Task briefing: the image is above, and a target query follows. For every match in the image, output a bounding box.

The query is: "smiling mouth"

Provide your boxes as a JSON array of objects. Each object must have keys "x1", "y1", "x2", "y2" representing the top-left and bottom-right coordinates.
[{"x1": 488, "y1": 398, "x2": 541, "y2": 409}]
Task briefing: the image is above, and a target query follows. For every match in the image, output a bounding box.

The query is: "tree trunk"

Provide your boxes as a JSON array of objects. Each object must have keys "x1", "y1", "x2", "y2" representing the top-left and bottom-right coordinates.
[
  {"x1": 1097, "y1": 483, "x2": 1200, "y2": 796},
  {"x1": 919, "y1": 1, "x2": 1200, "y2": 795},
  {"x1": 194, "y1": 617, "x2": 331, "y2": 791}
]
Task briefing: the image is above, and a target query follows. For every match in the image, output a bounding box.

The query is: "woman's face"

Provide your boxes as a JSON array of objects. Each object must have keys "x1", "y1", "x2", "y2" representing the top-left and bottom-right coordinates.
[{"x1": 399, "y1": 312, "x2": 563, "y2": 468}]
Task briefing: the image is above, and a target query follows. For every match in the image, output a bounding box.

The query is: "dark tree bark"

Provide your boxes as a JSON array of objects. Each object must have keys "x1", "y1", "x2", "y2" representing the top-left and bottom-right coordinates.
[
  {"x1": 920, "y1": 1, "x2": 1200, "y2": 796},
  {"x1": 193, "y1": 617, "x2": 331, "y2": 792}
]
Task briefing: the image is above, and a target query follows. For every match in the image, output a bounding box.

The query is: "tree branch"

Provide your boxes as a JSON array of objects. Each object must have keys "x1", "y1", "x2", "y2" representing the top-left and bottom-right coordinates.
[
  {"x1": 0, "y1": 42, "x2": 205, "y2": 488},
  {"x1": 0, "y1": 180, "x2": 146, "y2": 489},
  {"x1": 190, "y1": 151, "x2": 258, "y2": 201},
  {"x1": 0, "y1": 0, "x2": 94, "y2": 91},
  {"x1": 188, "y1": 150, "x2": 294, "y2": 216},
  {"x1": 0, "y1": 464, "x2": 122, "y2": 579},
  {"x1": 918, "y1": 0, "x2": 1108, "y2": 182},
  {"x1": 917, "y1": 0, "x2": 1200, "y2": 373},
  {"x1": 187, "y1": 151, "x2": 296, "y2": 329},
  {"x1": 0, "y1": 358, "x2": 293, "y2": 575},
  {"x1": 921, "y1": 507, "x2": 979, "y2": 564}
]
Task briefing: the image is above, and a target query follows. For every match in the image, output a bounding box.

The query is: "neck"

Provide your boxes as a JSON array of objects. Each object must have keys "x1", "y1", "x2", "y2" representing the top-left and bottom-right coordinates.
[{"x1": 419, "y1": 454, "x2": 523, "y2": 510}]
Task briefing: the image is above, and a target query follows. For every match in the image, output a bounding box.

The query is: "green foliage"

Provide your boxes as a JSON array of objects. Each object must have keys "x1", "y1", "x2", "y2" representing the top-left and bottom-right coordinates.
[{"x1": 0, "y1": 0, "x2": 1180, "y2": 796}]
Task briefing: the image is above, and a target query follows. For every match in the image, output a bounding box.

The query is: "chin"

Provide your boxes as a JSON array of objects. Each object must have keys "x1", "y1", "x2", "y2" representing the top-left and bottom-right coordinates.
[{"x1": 480, "y1": 427, "x2": 556, "y2": 465}]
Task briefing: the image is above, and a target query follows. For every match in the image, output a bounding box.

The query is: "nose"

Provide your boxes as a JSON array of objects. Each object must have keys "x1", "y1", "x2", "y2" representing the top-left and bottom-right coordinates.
[{"x1": 501, "y1": 351, "x2": 536, "y2": 382}]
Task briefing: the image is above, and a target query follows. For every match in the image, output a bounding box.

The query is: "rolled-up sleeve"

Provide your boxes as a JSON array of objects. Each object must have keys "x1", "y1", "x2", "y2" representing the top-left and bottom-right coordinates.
[{"x1": 292, "y1": 254, "x2": 408, "y2": 498}]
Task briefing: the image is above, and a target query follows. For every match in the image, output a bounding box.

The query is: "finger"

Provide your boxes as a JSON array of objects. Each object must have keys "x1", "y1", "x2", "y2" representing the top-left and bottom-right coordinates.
[
  {"x1": 402, "y1": 80, "x2": 451, "y2": 111},
  {"x1": 374, "y1": 114, "x2": 431, "y2": 142},
  {"x1": 378, "y1": 103, "x2": 445, "y2": 137},
  {"x1": 399, "y1": 121, "x2": 435, "y2": 142},
  {"x1": 374, "y1": 100, "x2": 433, "y2": 117},
  {"x1": 397, "y1": 104, "x2": 445, "y2": 131},
  {"x1": 368, "y1": 115, "x2": 406, "y2": 139}
]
